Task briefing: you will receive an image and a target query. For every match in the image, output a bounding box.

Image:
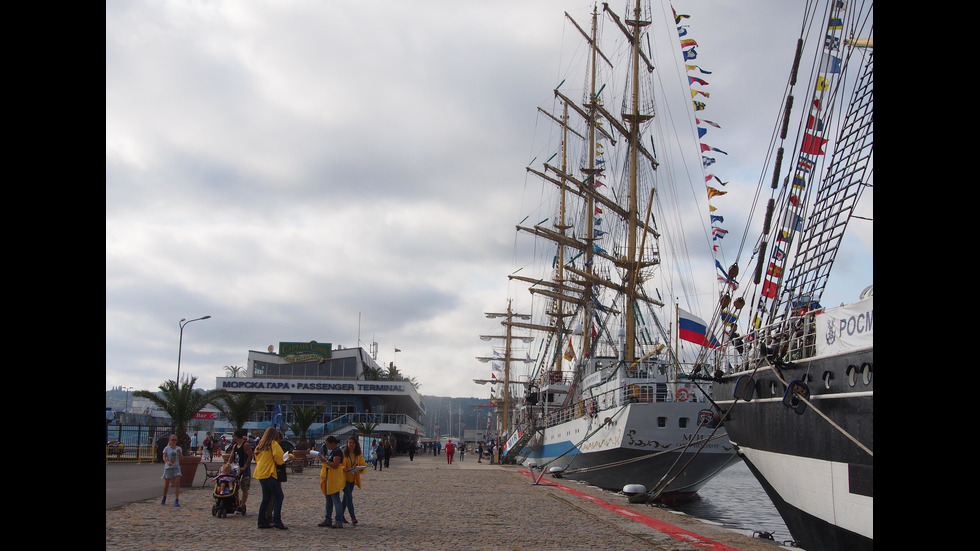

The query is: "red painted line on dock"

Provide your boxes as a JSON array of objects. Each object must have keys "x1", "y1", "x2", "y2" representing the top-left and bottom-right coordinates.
[{"x1": 519, "y1": 470, "x2": 739, "y2": 551}]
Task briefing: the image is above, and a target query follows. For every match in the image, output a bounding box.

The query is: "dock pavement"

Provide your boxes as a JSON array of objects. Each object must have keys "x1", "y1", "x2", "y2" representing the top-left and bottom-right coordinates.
[{"x1": 106, "y1": 451, "x2": 788, "y2": 550}]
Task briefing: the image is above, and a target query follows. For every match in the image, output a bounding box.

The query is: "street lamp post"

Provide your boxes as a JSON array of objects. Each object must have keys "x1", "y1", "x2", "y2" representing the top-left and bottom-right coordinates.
[{"x1": 177, "y1": 315, "x2": 211, "y2": 383}]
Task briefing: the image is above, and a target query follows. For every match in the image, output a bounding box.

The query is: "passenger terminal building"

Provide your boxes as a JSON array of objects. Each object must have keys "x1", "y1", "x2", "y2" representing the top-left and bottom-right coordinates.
[{"x1": 214, "y1": 341, "x2": 425, "y2": 449}]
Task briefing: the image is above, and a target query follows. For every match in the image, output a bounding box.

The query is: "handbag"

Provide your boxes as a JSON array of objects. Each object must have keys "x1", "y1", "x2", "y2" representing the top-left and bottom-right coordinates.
[{"x1": 276, "y1": 464, "x2": 287, "y2": 482}]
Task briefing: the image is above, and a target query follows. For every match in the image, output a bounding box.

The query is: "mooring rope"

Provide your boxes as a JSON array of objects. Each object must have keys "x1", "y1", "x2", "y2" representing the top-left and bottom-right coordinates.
[{"x1": 769, "y1": 360, "x2": 873, "y2": 457}]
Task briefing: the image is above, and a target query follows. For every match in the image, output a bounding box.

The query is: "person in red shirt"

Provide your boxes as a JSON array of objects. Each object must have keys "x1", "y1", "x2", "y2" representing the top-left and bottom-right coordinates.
[{"x1": 445, "y1": 439, "x2": 456, "y2": 464}]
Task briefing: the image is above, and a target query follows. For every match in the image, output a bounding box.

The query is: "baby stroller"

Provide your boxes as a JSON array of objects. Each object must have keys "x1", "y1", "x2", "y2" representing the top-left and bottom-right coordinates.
[{"x1": 211, "y1": 467, "x2": 244, "y2": 518}]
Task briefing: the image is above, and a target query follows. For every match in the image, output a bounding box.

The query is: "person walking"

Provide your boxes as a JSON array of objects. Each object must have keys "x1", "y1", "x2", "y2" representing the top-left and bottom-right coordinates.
[
  {"x1": 253, "y1": 427, "x2": 290, "y2": 530},
  {"x1": 155, "y1": 433, "x2": 169, "y2": 464},
  {"x1": 477, "y1": 441, "x2": 483, "y2": 463},
  {"x1": 319, "y1": 436, "x2": 345, "y2": 528},
  {"x1": 340, "y1": 437, "x2": 366, "y2": 525},
  {"x1": 374, "y1": 441, "x2": 385, "y2": 471},
  {"x1": 383, "y1": 439, "x2": 392, "y2": 468},
  {"x1": 445, "y1": 439, "x2": 455, "y2": 464},
  {"x1": 160, "y1": 434, "x2": 182, "y2": 506},
  {"x1": 459, "y1": 442, "x2": 465, "y2": 462},
  {"x1": 226, "y1": 429, "x2": 253, "y2": 515},
  {"x1": 408, "y1": 440, "x2": 416, "y2": 461},
  {"x1": 371, "y1": 440, "x2": 380, "y2": 470}
]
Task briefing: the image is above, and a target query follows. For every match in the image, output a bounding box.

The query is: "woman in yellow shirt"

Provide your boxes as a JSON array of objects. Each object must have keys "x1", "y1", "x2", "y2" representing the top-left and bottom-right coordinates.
[
  {"x1": 319, "y1": 435, "x2": 346, "y2": 528},
  {"x1": 253, "y1": 427, "x2": 291, "y2": 530},
  {"x1": 341, "y1": 437, "x2": 367, "y2": 525}
]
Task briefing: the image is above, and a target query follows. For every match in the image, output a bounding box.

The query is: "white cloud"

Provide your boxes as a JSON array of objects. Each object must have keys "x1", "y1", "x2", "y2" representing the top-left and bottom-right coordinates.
[{"x1": 107, "y1": 0, "x2": 872, "y2": 396}]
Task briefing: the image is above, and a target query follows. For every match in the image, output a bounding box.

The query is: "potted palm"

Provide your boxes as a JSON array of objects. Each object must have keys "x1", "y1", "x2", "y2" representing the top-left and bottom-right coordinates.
[
  {"x1": 287, "y1": 406, "x2": 321, "y2": 472},
  {"x1": 134, "y1": 377, "x2": 228, "y2": 487},
  {"x1": 215, "y1": 393, "x2": 264, "y2": 435},
  {"x1": 352, "y1": 420, "x2": 380, "y2": 442}
]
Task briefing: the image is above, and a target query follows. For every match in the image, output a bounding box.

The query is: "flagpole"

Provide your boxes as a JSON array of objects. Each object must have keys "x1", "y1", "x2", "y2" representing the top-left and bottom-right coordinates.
[{"x1": 674, "y1": 304, "x2": 679, "y2": 383}]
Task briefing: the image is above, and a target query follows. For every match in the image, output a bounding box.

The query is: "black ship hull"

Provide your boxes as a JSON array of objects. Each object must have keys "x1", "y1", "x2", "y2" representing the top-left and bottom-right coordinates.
[{"x1": 716, "y1": 348, "x2": 873, "y2": 550}]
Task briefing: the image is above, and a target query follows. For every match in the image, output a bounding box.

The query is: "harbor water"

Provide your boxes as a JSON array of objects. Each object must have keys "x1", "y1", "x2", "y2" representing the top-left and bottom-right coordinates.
[{"x1": 666, "y1": 460, "x2": 793, "y2": 544}]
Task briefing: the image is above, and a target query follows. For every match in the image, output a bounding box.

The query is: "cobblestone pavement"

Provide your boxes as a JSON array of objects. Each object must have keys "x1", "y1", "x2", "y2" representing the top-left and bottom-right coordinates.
[{"x1": 106, "y1": 452, "x2": 786, "y2": 550}]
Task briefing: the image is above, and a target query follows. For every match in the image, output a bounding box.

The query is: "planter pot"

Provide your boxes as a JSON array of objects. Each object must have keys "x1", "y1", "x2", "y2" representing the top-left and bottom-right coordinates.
[
  {"x1": 178, "y1": 455, "x2": 202, "y2": 487},
  {"x1": 291, "y1": 450, "x2": 309, "y2": 473}
]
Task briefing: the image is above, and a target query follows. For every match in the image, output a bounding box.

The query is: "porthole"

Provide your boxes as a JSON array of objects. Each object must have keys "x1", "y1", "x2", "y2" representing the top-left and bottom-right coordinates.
[
  {"x1": 861, "y1": 363, "x2": 872, "y2": 385},
  {"x1": 846, "y1": 365, "x2": 858, "y2": 387},
  {"x1": 822, "y1": 371, "x2": 834, "y2": 389}
]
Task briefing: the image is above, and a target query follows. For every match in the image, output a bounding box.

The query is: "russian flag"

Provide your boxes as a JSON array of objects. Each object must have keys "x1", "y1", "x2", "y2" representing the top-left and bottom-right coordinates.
[{"x1": 678, "y1": 308, "x2": 720, "y2": 348}]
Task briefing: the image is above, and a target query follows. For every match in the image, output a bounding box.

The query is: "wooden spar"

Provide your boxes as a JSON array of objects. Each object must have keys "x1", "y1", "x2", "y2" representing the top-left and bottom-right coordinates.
[
  {"x1": 594, "y1": 101, "x2": 657, "y2": 168},
  {"x1": 845, "y1": 38, "x2": 873, "y2": 48},
  {"x1": 564, "y1": 11, "x2": 614, "y2": 69},
  {"x1": 516, "y1": 224, "x2": 587, "y2": 252},
  {"x1": 601, "y1": 2, "x2": 655, "y2": 73},
  {"x1": 537, "y1": 106, "x2": 586, "y2": 141},
  {"x1": 542, "y1": 163, "x2": 660, "y2": 240},
  {"x1": 553, "y1": 89, "x2": 616, "y2": 144},
  {"x1": 528, "y1": 287, "x2": 586, "y2": 306},
  {"x1": 502, "y1": 319, "x2": 563, "y2": 335},
  {"x1": 565, "y1": 265, "x2": 663, "y2": 307}
]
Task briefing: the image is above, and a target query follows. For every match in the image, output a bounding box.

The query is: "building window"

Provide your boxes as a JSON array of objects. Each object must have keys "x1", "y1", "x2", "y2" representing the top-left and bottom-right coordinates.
[
  {"x1": 330, "y1": 402, "x2": 356, "y2": 421},
  {"x1": 251, "y1": 357, "x2": 360, "y2": 380}
]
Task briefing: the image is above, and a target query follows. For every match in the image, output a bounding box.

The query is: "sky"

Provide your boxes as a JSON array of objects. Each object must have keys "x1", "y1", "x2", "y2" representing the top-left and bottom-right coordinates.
[{"x1": 106, "y1": 0, "x2": 872, "y2": 398}]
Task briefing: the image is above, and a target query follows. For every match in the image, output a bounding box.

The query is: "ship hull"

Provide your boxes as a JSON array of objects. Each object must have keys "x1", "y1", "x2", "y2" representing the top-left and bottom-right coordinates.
[
  {"x1": 716, "y1": 348, "x2": 873, "y2": 551},
  {"x1": 519, "y1": 401, "x2": 738, "y2": 497}
]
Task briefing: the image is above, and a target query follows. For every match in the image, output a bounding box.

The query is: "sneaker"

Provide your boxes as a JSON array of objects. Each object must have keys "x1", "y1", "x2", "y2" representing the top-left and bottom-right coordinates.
[
  {"x1": 334, "y1": 521, "x2": 344, "y2": 529},
  {"x1": 174, "y1": 499, "x2": 180, "y2": 507},
  {"x1": 317, "y1": 519, "x2": 331, "y2": 528},
  {"x1": 161, "y1": 497, "x2": 166, "y2": 505},
  {"x1": 273, "y1": 524, "x2": 288, "y2": 530},
  {"x1": 342, "y1": 517, "x2": 349, "y2": 523},
  {"x1": 351, "y1": 517, "x2": 358, "y2": 526}
]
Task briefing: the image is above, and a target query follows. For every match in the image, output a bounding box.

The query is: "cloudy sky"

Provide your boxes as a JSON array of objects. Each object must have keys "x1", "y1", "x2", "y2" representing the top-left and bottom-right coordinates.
[{"x1": 106, "y1": 0, "x2": 872, "y2": 398}]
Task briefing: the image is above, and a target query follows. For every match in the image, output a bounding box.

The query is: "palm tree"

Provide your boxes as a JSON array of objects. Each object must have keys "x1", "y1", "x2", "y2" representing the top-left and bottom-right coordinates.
[
  {"x1": 385, "y1": 363, "x2": 402, "y2": 380},
  {"x1": 352, "y1": 420, "x2": 379, "y2": 441},
  {"x1": 214, "y1": 393, "x2": 264, "y2": 432},
  {"x1": 134, "y1": 377, "x2": 228, "y2": 455},
  {"x1": 288, "y1": 406, "x2": 321, "y2": 450},
  {"x1": 224, "y1": 365, "x2": 245, "y2": 378}
]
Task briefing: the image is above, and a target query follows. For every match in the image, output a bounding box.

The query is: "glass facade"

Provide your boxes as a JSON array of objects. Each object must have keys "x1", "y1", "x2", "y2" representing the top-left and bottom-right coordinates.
[{"x1": 252, "y1": 356, "x2": 357, "y2": 378}]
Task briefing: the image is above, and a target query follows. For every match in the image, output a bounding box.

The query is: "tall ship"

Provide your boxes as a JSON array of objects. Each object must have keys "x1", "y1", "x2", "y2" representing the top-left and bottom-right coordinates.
[
  {"x1": 492, "y1": 0, "x2": 738, "y2": 501},
  {"x1": 710, "y1": 1, "x2": 873, "y2": 549}
]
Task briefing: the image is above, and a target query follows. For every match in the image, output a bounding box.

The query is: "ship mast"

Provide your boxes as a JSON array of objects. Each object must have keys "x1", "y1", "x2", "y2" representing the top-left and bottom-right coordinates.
[
  {"x1": 617, "y1": 0, "x2": 652, "y2": 362},
  {"x1": 581, "y1": 4, "x2": 600, "y2": 358},
  {"x1": 479, "y1": 301, "x2": 533, "y2": 438},
  {"x1": 518, "y1": 1, "x2": 663, "y2": 371},
  {"x1": 555, "y1": 100, "x2": 571, "y2": 374}
]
